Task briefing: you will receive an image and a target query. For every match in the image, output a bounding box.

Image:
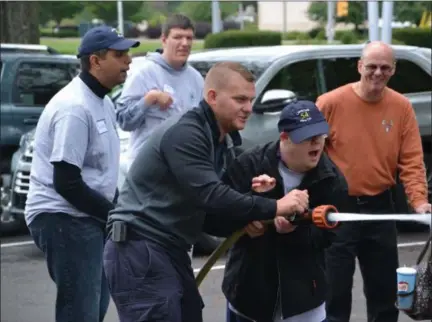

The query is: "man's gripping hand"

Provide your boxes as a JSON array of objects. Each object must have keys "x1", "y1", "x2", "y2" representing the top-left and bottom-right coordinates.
[
  {"x1": 144, "y1": 90, "x2": 173, "y2": 110},
  {"x1": 276, "y1": 189, "x2": 309, "y2": 216},
  {"x1": 251, "y1": 174, "x2": 276, "y2": 193}
]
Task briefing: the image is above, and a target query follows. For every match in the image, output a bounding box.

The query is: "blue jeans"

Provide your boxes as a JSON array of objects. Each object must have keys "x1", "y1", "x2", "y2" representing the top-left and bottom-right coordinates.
[{"x1": 28, "y1": 213, "x2": 110, "y2": 322}]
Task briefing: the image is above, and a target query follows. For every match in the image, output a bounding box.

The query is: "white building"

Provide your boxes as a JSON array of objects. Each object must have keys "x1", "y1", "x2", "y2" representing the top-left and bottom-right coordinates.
[{"x1": 257, "y1": 1, "x2": 319, "y2": 32}]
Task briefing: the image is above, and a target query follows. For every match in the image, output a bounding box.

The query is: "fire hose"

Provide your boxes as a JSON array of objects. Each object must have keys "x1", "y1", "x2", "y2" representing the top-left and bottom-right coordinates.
[{"x1": 195, "y1": 205, "x2": 432, "y2": 287}]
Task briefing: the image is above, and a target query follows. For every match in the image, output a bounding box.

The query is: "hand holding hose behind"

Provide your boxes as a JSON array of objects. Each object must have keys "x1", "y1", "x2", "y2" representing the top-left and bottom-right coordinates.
[{"x1": 276, "y1": 189, "x2": 309, "y2": 217}]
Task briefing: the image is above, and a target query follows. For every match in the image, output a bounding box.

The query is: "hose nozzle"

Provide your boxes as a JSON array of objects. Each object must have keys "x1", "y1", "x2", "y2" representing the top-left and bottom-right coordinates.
[{"x1": 287, "y1": 205, "x2": 339, "y2": 229}]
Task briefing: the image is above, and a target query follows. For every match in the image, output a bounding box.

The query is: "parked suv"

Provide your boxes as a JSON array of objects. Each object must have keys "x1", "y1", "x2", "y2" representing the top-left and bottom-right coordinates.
[{"x1": 0, "y1": 52, "x2": 79, "y2": 232}]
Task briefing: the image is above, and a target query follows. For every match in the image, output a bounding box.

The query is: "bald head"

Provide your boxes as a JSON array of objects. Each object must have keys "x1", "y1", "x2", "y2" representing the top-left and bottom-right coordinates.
[
  {"x1": 361, "y1": 41, "x2": 395, "y2": 62},
  {"x1": 204, "y1": 61, "x2": 255, "y2": 93}
]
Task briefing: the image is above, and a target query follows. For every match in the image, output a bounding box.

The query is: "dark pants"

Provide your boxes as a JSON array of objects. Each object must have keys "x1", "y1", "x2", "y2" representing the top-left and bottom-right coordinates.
[
  {"x1": 325, "y1": 201, "x2": 399, "y2": 322},
  {"x1": 28, "y1": 213, "x2": 110, "y2": 322},
  {"x1": 103, "y1": 238, "x2": 203, "y2": 322}
]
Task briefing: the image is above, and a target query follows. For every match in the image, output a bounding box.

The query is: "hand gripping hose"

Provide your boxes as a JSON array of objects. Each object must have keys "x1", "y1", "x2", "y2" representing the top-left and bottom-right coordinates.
[{"x1": 195, "y1": 205, "x2": 339, "y2": 287}]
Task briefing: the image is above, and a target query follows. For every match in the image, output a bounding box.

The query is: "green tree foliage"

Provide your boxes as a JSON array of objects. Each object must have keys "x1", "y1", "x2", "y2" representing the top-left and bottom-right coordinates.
[
  {"x1": 39, "y1": 2, "x2": 84, "y2": 26},
  {"x1": 308, "y1": 1, "x2": 431, "y2": 29},
  {"x1": 175, "y1": 1, "x2": 240, "y2": 22},
  {"x1": 394, "y1": 1, "x2": 432, "y2": 25},
  {"x1": 85, "y1": 1, "x2": 149, "y2": 24},
  {"x1": 308, "y1": 1, "x2": 366, "y2": 30}
]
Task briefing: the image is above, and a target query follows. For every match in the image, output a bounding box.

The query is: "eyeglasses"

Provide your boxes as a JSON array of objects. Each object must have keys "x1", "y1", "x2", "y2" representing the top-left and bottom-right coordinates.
[{"x1": 364, "y1": 64, "x2": 394, "y2": 74}]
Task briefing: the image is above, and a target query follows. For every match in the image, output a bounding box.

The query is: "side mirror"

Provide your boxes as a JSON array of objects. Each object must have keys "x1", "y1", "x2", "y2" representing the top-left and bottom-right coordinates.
[{"x1": 255, "y1": 89, "x2": 297, "y2": 113}]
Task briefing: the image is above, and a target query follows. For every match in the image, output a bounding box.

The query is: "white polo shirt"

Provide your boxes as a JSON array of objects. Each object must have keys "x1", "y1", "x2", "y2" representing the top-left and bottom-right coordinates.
[{"x1": 25, "y1": 76, "x2": 120, "y2": 225}]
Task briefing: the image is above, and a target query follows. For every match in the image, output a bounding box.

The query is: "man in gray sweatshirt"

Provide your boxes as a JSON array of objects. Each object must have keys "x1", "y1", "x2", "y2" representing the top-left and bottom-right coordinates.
[
  {"x1": 116, "y1": 13, "x2": 204, "y2": 168},
  {"x1": 103, "y1": 62, "x2": 309, "y2": 322}
]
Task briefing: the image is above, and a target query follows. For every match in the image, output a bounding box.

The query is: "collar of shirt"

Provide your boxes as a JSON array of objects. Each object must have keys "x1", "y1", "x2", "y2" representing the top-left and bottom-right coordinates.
[
  {"x1": 79, "y1": 71, "x2": 111, "y2": 99},
  {"x1": 199, "y1": 100, "x2": 242, "y2": 147}
]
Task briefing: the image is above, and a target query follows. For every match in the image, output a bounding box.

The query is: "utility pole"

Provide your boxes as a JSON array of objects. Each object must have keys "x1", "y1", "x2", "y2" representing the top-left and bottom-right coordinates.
[
  {"x1": 367, "y1": 1, "x2": 379, "y2": 41},
  {"x1": 117, "y1": 0, "x2": 124, "y2": 35},
  {"x1": 326, "y1": 1, "x2": 335, "y2": 43},
  {"x1": 381, "y1": 1, "x2": 394, "y2": 43},
  {"x1": 282, "y1": 1, "x2": 287, "y2": 33},
  {"x1": 212, "y1": 0, "x2": 222, "y2": 34}
]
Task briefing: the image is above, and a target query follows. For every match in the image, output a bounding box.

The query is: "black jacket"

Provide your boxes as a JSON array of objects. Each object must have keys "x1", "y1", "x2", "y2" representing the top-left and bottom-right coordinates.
[{"x1": 204, "y1": 141, "x2": 356, "y2": 322}]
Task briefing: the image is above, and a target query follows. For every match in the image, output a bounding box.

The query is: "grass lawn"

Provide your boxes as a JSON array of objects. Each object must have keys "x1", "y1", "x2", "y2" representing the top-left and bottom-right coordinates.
[
  {"x1": 40, "y1": 37, "x2": 204, "y2": 55},
  {"x1": 40, "y1": 37, "x2": 341, "y2": 56}
]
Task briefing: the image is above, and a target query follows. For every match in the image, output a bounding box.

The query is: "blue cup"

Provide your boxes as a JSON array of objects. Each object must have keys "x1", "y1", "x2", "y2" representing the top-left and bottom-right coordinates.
[{"x1": 396, "y1": 267, "x2": 417, "y2": 310}]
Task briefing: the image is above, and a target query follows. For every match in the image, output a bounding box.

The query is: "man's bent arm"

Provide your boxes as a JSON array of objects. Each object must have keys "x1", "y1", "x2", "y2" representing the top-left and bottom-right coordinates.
[
  {"x1": 160, "y1": 123, "x2": 277, "y2": 222},
  {"x1": 116, "y1": 67, "x2": 156, "y2": 131},
  {"x1": 398, "y1": 103, "x2": 428, "y2": 209}
]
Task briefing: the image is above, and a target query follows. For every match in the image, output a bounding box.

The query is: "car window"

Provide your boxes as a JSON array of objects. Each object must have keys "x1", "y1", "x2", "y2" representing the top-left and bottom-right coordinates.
[
  {"x1": 189, "y1": 60, "x2": 271, "y2": 80},
  {"x1": 260, "y1": 59, "x2": 322, "y2": 101},
  {"x1": 387, "y1": 59, "x2": 431, "y2": 94},
  {"x1": 322, "y1": 57, "x2": 431, "y2": 94},
  {"x1": 12, "y1": 62, "x2": 76, "y2": 107},
  {"x1": 322, "y1": 57, "x2": 360, "y2": 91}
]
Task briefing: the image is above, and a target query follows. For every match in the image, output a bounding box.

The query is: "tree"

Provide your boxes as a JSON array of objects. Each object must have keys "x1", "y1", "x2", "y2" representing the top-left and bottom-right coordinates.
[
  {"x1": 38, "y1": 2, "x2": 84, "y2": 26},
  {"x1": 86, "y1": 1, "x2": 148, "y2": 24},
  {"x1": 0, "y1": 1, "x2": 40, "y2": 44},
  {"x1": 307, "y1": 1, "x2": 432, "y2": 31},
  {"x1": 393, "y1": 1, "x2": 431, "y2": 25},
  {"x1": 308, "y1": 1, "x2": 366, "y2": 31},
  {"x1": 175, "y1": 1, "x2": 240, "y2": 23}
]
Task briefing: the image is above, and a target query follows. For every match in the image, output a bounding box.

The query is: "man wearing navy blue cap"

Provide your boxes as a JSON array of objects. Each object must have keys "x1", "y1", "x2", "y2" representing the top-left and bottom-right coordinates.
[
  {"x1": 25, "y1": 26, "x2": 139, "y2": 322},
  {"x1": 204, "y1": 100, "x2": 356, "y2": 322}
]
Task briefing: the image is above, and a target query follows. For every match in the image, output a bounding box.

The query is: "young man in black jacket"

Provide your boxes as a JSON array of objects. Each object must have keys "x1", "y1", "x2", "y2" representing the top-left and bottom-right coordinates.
[{"x1": 204, "y1": 100, "x2": 355, "y2": 322}]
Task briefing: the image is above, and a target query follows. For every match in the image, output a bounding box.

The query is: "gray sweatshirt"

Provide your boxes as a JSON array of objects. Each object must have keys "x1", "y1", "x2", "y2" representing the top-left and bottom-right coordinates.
[{"x1": 116, "y1": 52, "x2": 204, "y2": 165}]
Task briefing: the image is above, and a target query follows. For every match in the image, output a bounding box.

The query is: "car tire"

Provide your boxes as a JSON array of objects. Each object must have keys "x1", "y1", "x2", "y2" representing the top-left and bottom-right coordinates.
[{"x1": 193, "y1": 233, "x2": 224, "y2": 255}]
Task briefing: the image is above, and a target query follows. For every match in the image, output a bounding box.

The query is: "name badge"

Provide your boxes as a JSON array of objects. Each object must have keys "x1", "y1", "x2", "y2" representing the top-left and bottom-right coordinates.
[
  {"x1": 163, "y1": 84, "x2": 175, "y2": 95},
  {"x1": 96, "y1": 120, "x2": 108, "y2": 134}
]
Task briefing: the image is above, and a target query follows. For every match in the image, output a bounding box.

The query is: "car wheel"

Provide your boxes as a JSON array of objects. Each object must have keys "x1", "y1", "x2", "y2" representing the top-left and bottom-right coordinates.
[
  {"x1": 0, "y1": 187, "x2": 25, "y2": 235},
  {"x1": 193, "y1": 233, "x2": 224, "y2": 256}
]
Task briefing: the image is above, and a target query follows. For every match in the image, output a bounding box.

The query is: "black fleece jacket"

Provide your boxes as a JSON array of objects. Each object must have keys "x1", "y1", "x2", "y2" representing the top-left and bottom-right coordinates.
[{"x1": 204, "y1": 141, "x2": 356, "y2": 322}]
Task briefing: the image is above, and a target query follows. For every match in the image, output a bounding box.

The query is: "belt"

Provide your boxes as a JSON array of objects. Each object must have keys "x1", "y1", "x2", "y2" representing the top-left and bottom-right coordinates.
[{"x1": 353, "y1": 188, "x2": 393, "y2": 209}]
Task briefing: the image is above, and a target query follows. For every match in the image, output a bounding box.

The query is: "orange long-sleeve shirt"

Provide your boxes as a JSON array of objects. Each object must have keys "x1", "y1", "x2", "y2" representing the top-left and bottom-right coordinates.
[{"x1": 316, "y1": 83, "x2": 428, "y2": 209}]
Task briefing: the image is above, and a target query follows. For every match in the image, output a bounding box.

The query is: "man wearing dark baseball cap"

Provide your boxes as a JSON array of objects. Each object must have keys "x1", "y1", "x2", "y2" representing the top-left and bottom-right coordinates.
[
  {"x1": 77, "y1": 25, "x2": 140, "y2": 58},
  {"x1": 210, "y1": 100, "x2": 354, "y2": 322},
  {"x1": 25, "y1": 25, "x2": 140, "y2": 322},
  {"x1": 278, "y1": 100, "x2": 329, "y2": 144}
]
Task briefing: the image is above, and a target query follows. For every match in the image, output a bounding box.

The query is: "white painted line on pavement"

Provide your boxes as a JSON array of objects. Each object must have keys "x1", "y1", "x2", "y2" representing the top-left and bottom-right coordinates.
[
  {"x1": 1, "y1": 239, "x2": 427, "y2": 276},
  {"x1": 1, "y1": 240, "x2": 34, "y2": 248}
]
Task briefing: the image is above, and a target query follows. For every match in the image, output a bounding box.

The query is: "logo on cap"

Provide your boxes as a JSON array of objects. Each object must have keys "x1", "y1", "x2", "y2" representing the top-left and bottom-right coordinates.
[
  {"x1": 111, "y1": 28, "x2": 123, "y2": 37},
  {"x1": 298, "y1": 109, "x2": 312, "y2": 123}
]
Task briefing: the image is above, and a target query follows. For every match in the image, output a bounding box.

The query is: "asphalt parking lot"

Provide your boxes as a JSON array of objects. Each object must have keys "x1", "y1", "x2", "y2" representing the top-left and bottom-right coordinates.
[{"x1": 1, "y1": 230, "x2": 429, "y2": 322}]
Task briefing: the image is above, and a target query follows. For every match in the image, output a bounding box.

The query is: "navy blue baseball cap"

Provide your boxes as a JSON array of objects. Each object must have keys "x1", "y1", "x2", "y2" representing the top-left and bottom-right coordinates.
[
  {"x1": 77, "y1": 26, "x2": 140, "y2": 58},
  {"x1": 277, "y1": 100, "x2": 329, "y2": 144}
]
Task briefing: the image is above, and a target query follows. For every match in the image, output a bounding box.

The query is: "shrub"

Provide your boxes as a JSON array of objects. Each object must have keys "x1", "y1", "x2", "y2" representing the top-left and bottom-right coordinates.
[
  {"x1": 194, "y1": 21, "x2": 212, "y2": 39},
  {"x1": 283, "y1": 31, "x2": 305, "y2": 40},
  {"x1": 40, "y1": 29, "x2": 79, "y2": 38},
  {"x1": 204, "y1": 30, "x2": 281, "y2": 49},
  {"x1": 340, "y1": 31, "x2": 358, "y2": 44},
  {"x1": 308, "y1": 27, "x2": 325, "y2": 39},
  {"x1": 393, "y1": 28, "x2": 431, "y2": 48},
  {"x1": 145, "y1": 24, "x2": 162, "y2": 39}
]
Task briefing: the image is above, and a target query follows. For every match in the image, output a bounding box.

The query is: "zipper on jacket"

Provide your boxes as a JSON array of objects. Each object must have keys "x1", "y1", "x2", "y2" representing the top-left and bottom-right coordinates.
[{"x1": 276, "y1": 255, "x2": 283, "y2": 320}]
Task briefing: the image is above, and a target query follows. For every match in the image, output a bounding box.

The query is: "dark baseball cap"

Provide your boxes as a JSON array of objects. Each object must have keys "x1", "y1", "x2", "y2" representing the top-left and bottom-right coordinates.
[
  {"x1": 277, "y1": 100, "x2": 329, "y2": 144},
  {"x1": 77, "y1": 26, "x2": 140, "y2": 58}
]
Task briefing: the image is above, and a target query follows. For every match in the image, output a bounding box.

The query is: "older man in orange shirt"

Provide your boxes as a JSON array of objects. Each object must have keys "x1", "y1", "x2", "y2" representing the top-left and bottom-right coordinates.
[{"x1": 316, "y1": 41, "x2": 431, "y2": 322}]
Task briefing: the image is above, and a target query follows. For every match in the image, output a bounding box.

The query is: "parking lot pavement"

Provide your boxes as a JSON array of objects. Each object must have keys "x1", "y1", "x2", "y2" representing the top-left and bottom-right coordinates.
[{"x1": 1, "y1": 231, "x2": 429, "y2": 322}]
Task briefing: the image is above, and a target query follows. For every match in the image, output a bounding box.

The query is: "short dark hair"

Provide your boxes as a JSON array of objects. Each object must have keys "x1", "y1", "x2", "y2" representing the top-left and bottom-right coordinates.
[
  {"x1": 79, "y1": 49, "x2": 108, "y2": 72},
  {"x1": 162, "y1": 14, "x2": 195, "y2": 37}
]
